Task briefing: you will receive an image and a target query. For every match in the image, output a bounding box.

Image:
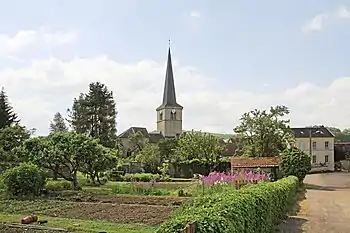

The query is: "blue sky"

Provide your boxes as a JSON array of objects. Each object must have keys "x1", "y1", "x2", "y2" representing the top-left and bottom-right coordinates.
[{"x1": 1, "y1": 1, "x2": 350, "y2": 134}]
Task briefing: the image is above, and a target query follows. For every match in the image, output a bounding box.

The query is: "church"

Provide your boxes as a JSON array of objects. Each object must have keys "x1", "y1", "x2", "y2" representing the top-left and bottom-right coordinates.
[{"x1": 118, "y1": 47, "x2": 183, "y2": 155}]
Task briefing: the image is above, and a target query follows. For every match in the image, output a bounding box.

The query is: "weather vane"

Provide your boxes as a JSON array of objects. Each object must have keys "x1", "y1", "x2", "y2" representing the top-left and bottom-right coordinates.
[{"x1": 168, "y1": 39, "x2": 171, "y2": 47}]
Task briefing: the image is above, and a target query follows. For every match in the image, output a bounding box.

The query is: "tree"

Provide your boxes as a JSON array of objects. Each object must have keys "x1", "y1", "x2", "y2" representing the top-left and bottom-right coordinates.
[
  {"x1": 68, "y1": 82, "x2": 118, "y2": 148},
  {"x1": 280, "y1": 147, "x2": 311, "y2": 183},
  {"x1": 135, "y1": 143, "x2": 162, "y2": 173},
  {"x1": 0, "y1": 87, "x2": 19, "y2": 129},
  {"x1": 158, "y1": 138, "x2": 178, "y2": 161},
  {"x1": 79, "y1": 144, "x2": 118, "y2": 184},
  {"x1": 234, "y1": 105, "x2": 294, "y2": 157},
  {"x1": 20, "y1": 132, "x2": 116, "y2": 189},
  {"x1": 0, "y1": 125, "x2": 31, "y2": 168},
  {"x1": 327, "y1": 126, "x2": 350, "y2": 142},
  {"x1": 49, "y1": 112, "x2": 68, "y2": 180},
  {"x1": 128, "y1": 131, "x2": 146, "y2": 152},
  {"x1": 50, "y1": 112, "x2": 68, "y2": 133},
  {"x1": 175, "y1": 130, "x2": 223, "y2": 168}
]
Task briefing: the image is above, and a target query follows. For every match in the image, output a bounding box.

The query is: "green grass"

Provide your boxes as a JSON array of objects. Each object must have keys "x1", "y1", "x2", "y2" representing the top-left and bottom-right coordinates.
[
  {"x1": 1, "y1": 200, "x2": 71, "y2": 214},
  {"x1": 83, "y1": 181, "x2": 196, "y2": 197},
  {"x1": 0, "y1": 214, "x2": 156, "y2": 233}
]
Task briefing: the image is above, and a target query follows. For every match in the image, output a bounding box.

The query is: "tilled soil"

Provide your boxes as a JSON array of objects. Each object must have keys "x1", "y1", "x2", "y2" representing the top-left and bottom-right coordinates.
[
  {"x1": 2, "y1": 193, "x2": 189, "y2": 226},
  {"x1": 45, "y1": 202, "x2": 175, "y2": 225},
  {"x1": 50, "y1": 191, "x2": 190, "y2": 206}
]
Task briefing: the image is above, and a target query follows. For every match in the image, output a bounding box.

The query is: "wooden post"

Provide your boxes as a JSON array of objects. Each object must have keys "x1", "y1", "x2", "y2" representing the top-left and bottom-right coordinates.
[{"x1": 183, "y1": 222, "x2": 196, "y2": 233}]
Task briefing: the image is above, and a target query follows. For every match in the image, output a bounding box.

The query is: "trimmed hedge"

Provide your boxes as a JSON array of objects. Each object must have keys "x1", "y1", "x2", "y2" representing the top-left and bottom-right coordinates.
[
  {"x1": 107, "y1": 172, "x2": 170, "y2": 182},
  {"x1": 45, "y1": 180, "x2": 73, "y2": 191},
  {"x1": 156, "y1": 176, "x2": 299, "y2": 233}
]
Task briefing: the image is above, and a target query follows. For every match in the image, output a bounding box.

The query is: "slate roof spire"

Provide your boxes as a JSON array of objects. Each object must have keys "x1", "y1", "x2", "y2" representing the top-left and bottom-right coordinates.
[{"x1": 157, "y1": 45, "x2": 183, "y2": 110}]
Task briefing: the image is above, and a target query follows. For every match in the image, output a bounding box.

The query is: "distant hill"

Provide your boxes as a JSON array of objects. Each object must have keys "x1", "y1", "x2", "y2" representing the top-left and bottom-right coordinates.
[{"x1": 184, "y1": 130, "x2": 234, "y2": 140}]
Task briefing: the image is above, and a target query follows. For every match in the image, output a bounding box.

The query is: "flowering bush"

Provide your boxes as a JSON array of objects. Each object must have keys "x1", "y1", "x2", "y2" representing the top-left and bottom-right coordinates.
[{"x1": 200, "y1": 171, "x2": 269, "y2": 187}]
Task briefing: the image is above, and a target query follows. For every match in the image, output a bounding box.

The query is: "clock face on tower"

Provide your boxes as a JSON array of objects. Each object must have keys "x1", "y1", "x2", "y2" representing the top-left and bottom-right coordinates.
[{"x1": 171, "y1": 109, "x2": 176, "y2": 114}]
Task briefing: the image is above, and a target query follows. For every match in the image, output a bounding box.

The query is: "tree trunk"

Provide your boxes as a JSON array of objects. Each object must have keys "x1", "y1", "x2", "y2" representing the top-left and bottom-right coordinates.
[
  {"x1": 72, "y1": 170, "x2": 79, "y2": 189},
  {"x1": 53, "y1": 164, "x2": 59, "y2": 180}
]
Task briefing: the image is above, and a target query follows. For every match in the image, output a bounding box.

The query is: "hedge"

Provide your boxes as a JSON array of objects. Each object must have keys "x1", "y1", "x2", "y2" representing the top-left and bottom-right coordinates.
[
  {"x1": 156, "y1": 176, "x2": 299, "y2": 233},
  {"x1": 107, "y1": 172, "x2": 170, "y2": 182}
]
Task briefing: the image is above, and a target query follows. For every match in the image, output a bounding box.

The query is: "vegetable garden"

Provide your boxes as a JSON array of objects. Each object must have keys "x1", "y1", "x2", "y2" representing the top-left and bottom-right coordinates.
[{"x1": 0, "y1": 169, "x2": 300, "y2": 233}]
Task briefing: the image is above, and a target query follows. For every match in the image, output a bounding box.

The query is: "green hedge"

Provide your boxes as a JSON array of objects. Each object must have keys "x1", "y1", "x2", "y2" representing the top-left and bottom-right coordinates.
[
  {"x1": 107, "y1": 172, "x2": 170, "y2": 182},
  {"x1": 156, "y1": 176, "x2": 299, "y2": 233},
  {"x1": 45, "y1": 180, "x2": 73, "y2": 191}
]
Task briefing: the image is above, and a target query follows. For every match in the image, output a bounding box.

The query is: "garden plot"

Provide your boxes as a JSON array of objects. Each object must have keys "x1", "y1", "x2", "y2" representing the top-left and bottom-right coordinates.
[{"x1": 1, "y1": 195, "x2": 185, "y2": 226}]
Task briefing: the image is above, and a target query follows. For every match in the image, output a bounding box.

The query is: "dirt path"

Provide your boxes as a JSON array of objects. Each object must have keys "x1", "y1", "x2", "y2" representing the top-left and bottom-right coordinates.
[{"x1": 280, "y1": 172, "x2": 350, "y2": 233}]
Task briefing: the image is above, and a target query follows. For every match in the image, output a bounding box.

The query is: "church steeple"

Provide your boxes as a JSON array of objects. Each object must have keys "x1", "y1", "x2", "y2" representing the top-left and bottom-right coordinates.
[
  {"x1": 156, "y1": 47, "x2": 183, "y2": 110},
  {"x1": 156, "y1": 45, "x2": 183, "y2": 138}
]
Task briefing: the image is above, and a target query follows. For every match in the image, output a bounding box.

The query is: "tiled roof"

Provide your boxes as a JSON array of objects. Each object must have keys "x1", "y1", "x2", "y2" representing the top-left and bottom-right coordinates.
[
  {"x1": 291, "y1": 127, "x2": 334, "y2": 138},
  {"x1": 149, "y1": 132, "x2": 165, "y2": 143},
  {"x1": 231, "y1": 157, "x2": 280, "y2": 168},
  {"x1": 221, "y1": 142, "x2": 238, "y2": 156},
  {"x1": 118, "y1": 127, "x2": 149, "y2": 138}
]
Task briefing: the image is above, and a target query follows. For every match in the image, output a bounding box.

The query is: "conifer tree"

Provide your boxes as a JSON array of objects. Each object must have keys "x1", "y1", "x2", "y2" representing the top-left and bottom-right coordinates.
[
  {"x1": 49, "y1": 112, "x2": 68, "y2": 133},
  {"x1": 0, "y1": 87, "x2": 19, "y2": 129},
  {"x1": 68, "y1": 82, "x2": 118, "y2": 148}
]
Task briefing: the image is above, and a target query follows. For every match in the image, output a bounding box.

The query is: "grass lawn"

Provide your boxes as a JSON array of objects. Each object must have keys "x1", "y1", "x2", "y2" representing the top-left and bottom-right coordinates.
[{"x1": 0, "y1": 214, "x2": 156, "y2": 233}]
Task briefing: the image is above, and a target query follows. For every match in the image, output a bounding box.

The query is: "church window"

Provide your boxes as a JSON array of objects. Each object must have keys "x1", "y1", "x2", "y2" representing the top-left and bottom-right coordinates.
[
  {"x1": 159, "y1": 112, "x2": 163, "y2": 120},
  {"x1": 171, "y1": 109, "x2": 176, "y2": 120}
]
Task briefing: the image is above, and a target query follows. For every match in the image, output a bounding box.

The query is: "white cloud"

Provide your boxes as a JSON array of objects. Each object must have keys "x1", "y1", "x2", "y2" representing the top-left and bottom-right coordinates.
[
  {"x1": 0, "y1": 29, "x2": 78, "y2": 55},
  {"x1": 301, "y1": 14, "x2": 329, "y2": 33},
  {"x1": 302, "y1": 6, "x2": 350, "y2": 33},
  {"x1": 2, "y1": 54, "x2": 350, "y2": 136},
  {"x1": 189, "y1": 10, "x2": 201, "y2": 18},
  {"x1": 336, "y1": 6, "x2": 350, "y2": 19}
]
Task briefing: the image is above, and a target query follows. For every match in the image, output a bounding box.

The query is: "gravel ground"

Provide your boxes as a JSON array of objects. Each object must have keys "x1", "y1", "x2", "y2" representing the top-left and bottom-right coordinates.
[{"x1": 280, "y1": 172, "x2": 350, "y2": 233}]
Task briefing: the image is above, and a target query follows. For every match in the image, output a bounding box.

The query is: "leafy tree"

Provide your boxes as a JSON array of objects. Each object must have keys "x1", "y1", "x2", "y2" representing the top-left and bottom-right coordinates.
[
  {"x1": 68, "y1": 82, "x2": 118, "y2": 148},
  {"x1": 20, "y1": 132, "x2": 117, "y2": 188},
  {"x1": 175, "y1": 130, "x2": 223, "y2": 169},
  {"x1": 50, "y1": 112, "x2": 68, "y2": 133},
  {"x1": 1, "y1": 162, "x2": 46, "y2": 197},
  {"x1": 128, "y1": 131, "x2": 146, "y2": 153},
  {"x1": 79, "y1": 144, "x2": 118, "y2": 184},
  {"x1": 280, "y1": 147, "x2": 311, "y2": 183},
  {"x1": 0, "y1": 125, "x2": 31, "y2": 169},
  {"x1": 226, "y1": 136, "x2": 245, "y2": 156},
  {"x1": 234, "y1": 105, "x2": 294, "y2": 157},
  {"x1": 158, "y1": 138, "x2": 178, "y2": 161},
  {"x1": 327, "y1": 126, "x2": 350, "y2": 142},
  {"x1": 135, "y1": 143, "x2": 162, "y2": 173},
  {"x1": 0, "y1": 87, "x2": 19, "y2": 129}
]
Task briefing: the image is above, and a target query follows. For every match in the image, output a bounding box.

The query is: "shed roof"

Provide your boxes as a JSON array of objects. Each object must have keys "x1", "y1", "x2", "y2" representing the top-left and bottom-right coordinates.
[{"x1": 231, "y1": 157, "x2": 280, "y2": 168}]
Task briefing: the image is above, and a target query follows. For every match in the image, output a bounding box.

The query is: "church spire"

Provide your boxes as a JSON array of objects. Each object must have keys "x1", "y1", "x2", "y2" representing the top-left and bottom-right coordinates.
[{"x1": 157, "y1": 45, "x2": 183, "y2": 110}]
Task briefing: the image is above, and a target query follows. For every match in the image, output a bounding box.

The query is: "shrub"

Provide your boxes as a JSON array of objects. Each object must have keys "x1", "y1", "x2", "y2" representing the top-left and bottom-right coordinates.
[
  {"x1": 106, "y1": 169, "x2": 124, "y2": 181},
  {"x1": 1, "y1": 163, "x2": 46, "y2": 197},
  {"x1": 45, "y1": 180, "x2": 73, "y2": 191},
  {"x1": 121, "y1": 173, "x2": 169, "y2": 182},
  {"x1": 280, "y1": 147, "x2": 312, "y2": 182},
  {"x1": 156, "y1": 176, "x2": 299, "y2": 233}
]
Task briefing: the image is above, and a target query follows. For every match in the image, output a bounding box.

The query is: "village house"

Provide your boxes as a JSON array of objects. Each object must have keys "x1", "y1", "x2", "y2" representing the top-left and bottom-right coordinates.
[{"x1": 292, "y1": 126, "x2": 335, "y2": 172}]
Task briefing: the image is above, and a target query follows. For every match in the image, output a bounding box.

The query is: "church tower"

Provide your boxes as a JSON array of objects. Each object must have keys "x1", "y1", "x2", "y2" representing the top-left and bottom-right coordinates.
[{"x1": 156, "y1": 47, "x2": 183, "y2": 138}]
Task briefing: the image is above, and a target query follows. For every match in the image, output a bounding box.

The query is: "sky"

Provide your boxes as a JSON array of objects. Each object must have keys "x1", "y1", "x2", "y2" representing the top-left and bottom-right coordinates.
[{"x1": 2, "y1": 0, "x2": 350, "y2": 135}]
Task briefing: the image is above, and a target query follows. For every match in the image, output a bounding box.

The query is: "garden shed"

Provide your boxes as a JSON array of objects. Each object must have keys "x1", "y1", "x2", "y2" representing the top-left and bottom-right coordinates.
[{"x1": 231, "y1": 157, "x2": 280, "y2": 180}]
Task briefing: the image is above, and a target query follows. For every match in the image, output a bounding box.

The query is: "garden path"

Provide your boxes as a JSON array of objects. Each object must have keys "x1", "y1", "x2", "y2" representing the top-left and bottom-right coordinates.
[{"x1": 280, "y1": 172, "x2": 350, "y2": 233}]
